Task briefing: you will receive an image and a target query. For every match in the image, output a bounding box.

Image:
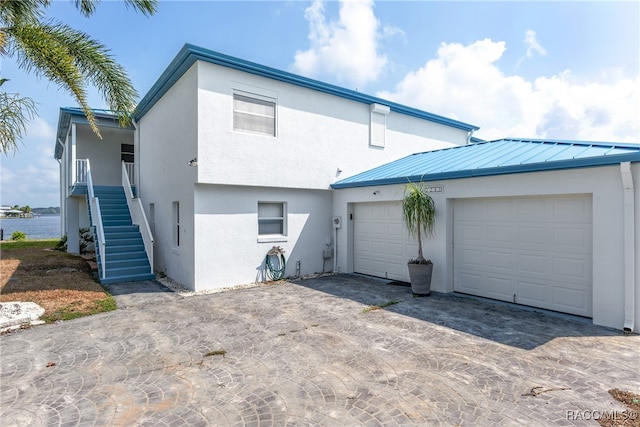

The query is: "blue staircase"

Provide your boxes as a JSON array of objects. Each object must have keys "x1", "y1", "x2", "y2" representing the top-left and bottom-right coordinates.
[{"x1": 90, "y1": 186, "x2": 155, "y2": 284}]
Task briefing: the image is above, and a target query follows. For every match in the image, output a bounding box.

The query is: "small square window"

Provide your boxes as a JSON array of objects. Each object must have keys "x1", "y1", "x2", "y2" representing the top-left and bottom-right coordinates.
[{"x1": 258, "y1": 202, "x2": 286, "y2": 236}]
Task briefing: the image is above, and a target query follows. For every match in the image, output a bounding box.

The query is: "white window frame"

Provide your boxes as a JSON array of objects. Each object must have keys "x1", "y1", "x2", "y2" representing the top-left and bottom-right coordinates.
[
  {"x1": 370, "y1": 103, "x2": 390, "y2": 148},
  {"x1": 258, "y1": 201, "x2": 287, "y2": 243},
  {"x1": 233, "y1": 90, "x2": 277, "y2": 137}
]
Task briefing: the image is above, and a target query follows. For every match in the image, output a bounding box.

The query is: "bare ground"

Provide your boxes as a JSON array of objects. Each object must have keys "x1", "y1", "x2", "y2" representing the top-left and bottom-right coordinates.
[{"x1": 0, "y1": 240, "x2": 115, "y2": 324}]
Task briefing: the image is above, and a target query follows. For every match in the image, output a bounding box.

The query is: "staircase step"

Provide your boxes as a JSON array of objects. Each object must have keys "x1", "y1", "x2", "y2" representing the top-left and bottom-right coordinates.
[
  {"x1": 104, "y1": 231, "x2": 141, "y2": 240},
  {"x1": 105, "y1": 238, "x2": 143, "y2": 247},
  {"x1": 104, "y1": 225, "x2": 140, "y2": 233},
  {"x1": 105, "y1": 265, "x2": 153, "y2": 277},
  {"x1": 99, "y1": 272, "x2": 156, "y2": 285},
  {"x1": 106, "y1": 258, "x2": 151, "y2": 269},
  {"x1": 105, "y1": 244, "x2": 146, "y2": 254},
  {"x1": 102, "y1": 250, "x2": 147, "y2": 261},
  {"x1": 102, "y1": 219, "x2": 133, "y2": 226}
]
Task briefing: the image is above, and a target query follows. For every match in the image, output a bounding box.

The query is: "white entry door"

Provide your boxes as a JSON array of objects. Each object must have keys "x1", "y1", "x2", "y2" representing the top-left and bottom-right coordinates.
[
  {"x1": 453, "y1": 195, "x2": 593, "y2": 317},
  {"x1": 353, "y1": 202, "x2": 416, "y2": 282}
]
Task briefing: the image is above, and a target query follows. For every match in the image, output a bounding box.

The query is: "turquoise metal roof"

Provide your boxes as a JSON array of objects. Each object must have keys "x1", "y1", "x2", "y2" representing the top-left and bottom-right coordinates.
[
  {"x1": 132, "y1": 44, "x2": 478, "y2": 132},
  {"x1": 331, "y1": 138, "x2": 640, "y2": 189}
]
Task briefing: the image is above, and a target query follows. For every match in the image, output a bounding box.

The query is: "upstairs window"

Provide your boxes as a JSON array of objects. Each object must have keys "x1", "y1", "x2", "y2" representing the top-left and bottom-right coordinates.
[
  {"x1": 233, "y1": 92, "x2": 276, "y2": 137},
  {"x1": 258, "y1": 202, "x2": 286, "y2": 237},
  {"x1": 370, "y1": 103, "x2": 390, "y2": 147}
]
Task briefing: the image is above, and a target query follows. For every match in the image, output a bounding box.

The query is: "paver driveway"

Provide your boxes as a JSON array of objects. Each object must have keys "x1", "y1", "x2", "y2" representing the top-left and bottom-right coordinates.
[{"x1": 1, "y1": 274, "x2": 638, "y2": 426}]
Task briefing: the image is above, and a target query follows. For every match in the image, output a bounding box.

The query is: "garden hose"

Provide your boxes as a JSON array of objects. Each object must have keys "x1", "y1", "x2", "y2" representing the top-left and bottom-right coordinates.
[{"x1": 265, "y1": 246, "x2": 286, "y2": 281}]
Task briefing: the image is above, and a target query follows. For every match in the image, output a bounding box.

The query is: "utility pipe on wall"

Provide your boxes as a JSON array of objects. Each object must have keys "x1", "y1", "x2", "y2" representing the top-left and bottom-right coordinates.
[{"x1": 620, "y1": 162, "x2": 635, "y2": 333}]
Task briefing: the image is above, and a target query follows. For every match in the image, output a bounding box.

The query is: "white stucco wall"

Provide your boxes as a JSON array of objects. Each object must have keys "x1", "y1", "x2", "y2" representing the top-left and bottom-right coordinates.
[
  {"x1": 138, "y1": 64, "x2": 199, "y2": 288},
  {"x1": 193, "y1": 184, "x2": 333, "y2": 290},
  {"x1": 195, "y1": 61, "x2": 470, "y2": 190},
  {"x1": 75, "y1": 125, "x2": 133, "y2": 186},
  {"x1": 332, "y1": 163, "x2": 640, "y2": 331}
]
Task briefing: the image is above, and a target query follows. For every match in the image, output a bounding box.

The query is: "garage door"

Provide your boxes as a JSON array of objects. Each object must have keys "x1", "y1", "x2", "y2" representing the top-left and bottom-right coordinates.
[
  {"x1": 353, "y1": 202, "x2": 416, "y2": 282},
  {"x1": 454, "y1": 195, "x2": 593, "y2": 317}
]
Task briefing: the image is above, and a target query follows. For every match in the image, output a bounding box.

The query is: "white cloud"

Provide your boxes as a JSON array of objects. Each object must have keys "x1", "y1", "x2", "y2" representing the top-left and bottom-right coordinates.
[
  {"x1": 524, "y1": 30, "x2": 547, "y2": 58},
  {"x1": 292, "y1": 0, "x2": 389, "y2": 88},
  {"x1": 28, "y1": 117, "x2": 56, "y2": 140},
  {"x1": 377, "y1": 38, "x2": 639, "y2": 142},
  {"x1": 1, "y1": 116, "x2": 60, "y2": 207}
]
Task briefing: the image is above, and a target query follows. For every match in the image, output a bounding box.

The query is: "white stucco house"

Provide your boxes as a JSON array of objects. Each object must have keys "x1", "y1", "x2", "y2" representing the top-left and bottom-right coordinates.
[
  {"x1": 55, "y1": 43, "x2": 639, "y2": 332},
  {"x1": 55, "y1": 43, "x2": 476, "y2": 285}
]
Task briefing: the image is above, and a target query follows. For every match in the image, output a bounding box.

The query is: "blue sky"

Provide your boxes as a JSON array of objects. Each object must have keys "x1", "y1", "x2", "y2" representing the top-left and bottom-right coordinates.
[{"x1": 1, "y1": 0, "x2": 638, "y2": 208}]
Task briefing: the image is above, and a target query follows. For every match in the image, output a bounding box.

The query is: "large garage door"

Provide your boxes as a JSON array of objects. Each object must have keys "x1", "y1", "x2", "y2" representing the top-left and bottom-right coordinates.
[
  {"x1": 354, "y1": 202, "x2": 416, "y2": 282},
  {"x1": 454, "y1": 195, "x2": 593, "y2": 317}
]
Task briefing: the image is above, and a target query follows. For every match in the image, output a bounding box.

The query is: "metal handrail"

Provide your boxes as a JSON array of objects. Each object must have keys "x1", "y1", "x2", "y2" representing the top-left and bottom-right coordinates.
[
  {"x1": 86, "y1": 159, "x2": 106, "y2": 280},
  {"x1": 122, "y1": 161, "x2": 154, "y2": 273}
]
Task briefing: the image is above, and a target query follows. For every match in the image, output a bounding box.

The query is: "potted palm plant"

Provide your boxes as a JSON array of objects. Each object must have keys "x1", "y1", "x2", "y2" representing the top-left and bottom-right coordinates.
[{"x1": 402, "y1": 181, "x2": 436, "y2": 296}]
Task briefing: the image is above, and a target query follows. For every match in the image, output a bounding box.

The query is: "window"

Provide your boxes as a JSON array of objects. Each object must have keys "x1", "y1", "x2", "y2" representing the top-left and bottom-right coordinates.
[
  {"x1": 149, "y1": 203, "x2": 155, "y2": 236},
  {"x1": 172, "y1": 201, "x2": 180, "y2": 248},
  {"x1": 258, "y1": 202, "x2": 286, "y2": 237},
  {"x1": 370, "y1": 103, "x2": 390, "y2": 147},
  {"x1": 233, "y1": 92, "x2": 276, "y2": 137}
]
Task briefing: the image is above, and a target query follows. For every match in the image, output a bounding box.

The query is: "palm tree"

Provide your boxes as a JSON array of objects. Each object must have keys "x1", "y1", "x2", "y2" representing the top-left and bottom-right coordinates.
[
  {"x1": 0, "y1": 0, "x2": 157, "y2": 154},
  {"x1": 402, "y1": 181, "x2": 436, "y2": 263}
]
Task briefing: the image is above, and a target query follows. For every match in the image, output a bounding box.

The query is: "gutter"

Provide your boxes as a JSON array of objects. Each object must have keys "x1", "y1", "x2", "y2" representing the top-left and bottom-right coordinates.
[{"x1": 620, "y1": 162, "x2": 635, "y2": 333}]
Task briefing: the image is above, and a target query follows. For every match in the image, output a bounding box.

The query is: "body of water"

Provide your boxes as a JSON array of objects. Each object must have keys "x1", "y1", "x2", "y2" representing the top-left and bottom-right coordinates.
[{"x1": 0, "y1": 215, "x2": 61, "y2": 240}]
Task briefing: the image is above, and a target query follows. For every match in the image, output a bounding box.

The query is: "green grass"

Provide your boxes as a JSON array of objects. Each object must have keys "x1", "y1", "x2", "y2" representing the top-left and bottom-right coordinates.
[
  {"x1": 0, "y1": 239, "x2": 59, "y2": 250},
  {"x1": 40, "y1": 295, "x2": 117, "y2": 323},
  {"x1": 362, "y1": 300, "x2": 400, "y2": 313}
]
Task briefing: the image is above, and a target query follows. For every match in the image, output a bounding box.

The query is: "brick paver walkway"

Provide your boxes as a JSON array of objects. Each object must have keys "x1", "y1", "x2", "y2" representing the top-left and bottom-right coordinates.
[{"x1": 1, "y1": 275, "x2": 638, "y2": 426}]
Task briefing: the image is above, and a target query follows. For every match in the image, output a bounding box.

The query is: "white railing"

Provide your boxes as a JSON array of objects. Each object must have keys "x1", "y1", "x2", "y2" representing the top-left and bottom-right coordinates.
[
  {"x1": 86, "y1": 159, "x2": 106, "y2": 280},
  {"x1": 76, "y1": 159, "x2": 88, "y2": 184},
  {"x1": 124, "y1": 162, "x2": 134, "y2": 184},
  {"x1": 122, "y1": 161, "x2": 154, "y2": 273}
]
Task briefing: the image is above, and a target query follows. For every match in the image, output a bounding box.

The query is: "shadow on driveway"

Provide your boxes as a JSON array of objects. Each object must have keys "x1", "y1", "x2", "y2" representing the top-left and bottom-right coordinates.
[{"x1": 291, "y1": 274, "x2": 627, "y2": 351}]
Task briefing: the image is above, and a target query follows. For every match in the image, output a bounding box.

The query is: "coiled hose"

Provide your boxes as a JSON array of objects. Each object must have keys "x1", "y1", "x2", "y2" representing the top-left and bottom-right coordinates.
[{"x1": 265, "y1": 246, "x2": 286, "y2": 281}]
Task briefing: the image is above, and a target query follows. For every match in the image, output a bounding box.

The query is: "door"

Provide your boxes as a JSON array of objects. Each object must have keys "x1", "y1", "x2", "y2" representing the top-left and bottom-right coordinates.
[
  {"x1": 353, "y1": 202, "x2": 416, "y2": 282},
  {"x1": 453, "y1": 195, "x2": 593, "y2": 317}
]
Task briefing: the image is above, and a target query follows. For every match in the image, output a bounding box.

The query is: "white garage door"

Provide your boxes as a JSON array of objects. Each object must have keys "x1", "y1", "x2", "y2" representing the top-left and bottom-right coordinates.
[
  {"x1": 454, "y1": 195, "x2": 593, "y2": 317},
  {"x1": 353, "y1": 202, "x2": 417, "y2": 282}
]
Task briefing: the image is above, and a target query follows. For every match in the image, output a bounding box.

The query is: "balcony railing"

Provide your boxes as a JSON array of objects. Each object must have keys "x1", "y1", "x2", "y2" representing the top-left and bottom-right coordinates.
[{"x1": 74, "y1": 159, "x2": 134, "y2": 185}]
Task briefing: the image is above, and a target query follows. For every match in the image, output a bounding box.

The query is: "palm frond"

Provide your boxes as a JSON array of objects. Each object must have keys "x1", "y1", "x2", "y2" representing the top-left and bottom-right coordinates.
[
  {"x1": 402, "y1": 182, "x2": 436, "y2": 261},
  {"x1": 0, "y1": 80, "x2": 37, "y2": 155},
  {"x1": 5, "y1": 22, "x2": 99, "y2": 135},
  {"x1": 42, "y1": 22, "x2": 138, "y2": 127},
  {"x1": 72, "y1": 0, "x2": 157, "y2": 17}
]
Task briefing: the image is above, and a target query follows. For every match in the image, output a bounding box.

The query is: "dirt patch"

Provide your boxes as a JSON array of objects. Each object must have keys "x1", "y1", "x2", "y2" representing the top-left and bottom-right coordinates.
[
  {"x1": 597, "y1": 389, "x2": 640, "y2": 427},
  {"x1": 1, "y1": 240, "x2": 115, "y2": 324}
]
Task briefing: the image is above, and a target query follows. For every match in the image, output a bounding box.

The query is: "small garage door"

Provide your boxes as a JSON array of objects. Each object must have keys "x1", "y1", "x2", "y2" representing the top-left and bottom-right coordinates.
[
  {"x1": 454, "y1": 195, "x2": 593, "y2": 317},
  {"x1": 354, "y1": 202, "x2": 416, "y2": 282}
]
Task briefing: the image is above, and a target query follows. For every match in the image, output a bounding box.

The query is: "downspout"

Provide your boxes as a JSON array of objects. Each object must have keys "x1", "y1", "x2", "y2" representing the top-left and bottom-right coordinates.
[
  {"x1": 466, "y1": 129, "x2": 474, "y2": 145},
  {"x1": 620, "y1": 162, "x2": 635, "y2": 333}
]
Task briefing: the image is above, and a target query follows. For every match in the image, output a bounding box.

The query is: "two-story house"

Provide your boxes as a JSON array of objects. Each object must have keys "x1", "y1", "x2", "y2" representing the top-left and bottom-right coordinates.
[
  {"x1": 56, "y1": 43, "x2": 640, "y2": 332},
  {"x1": 55, "y1": 43, "x2": 477, "y2": 288}
]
